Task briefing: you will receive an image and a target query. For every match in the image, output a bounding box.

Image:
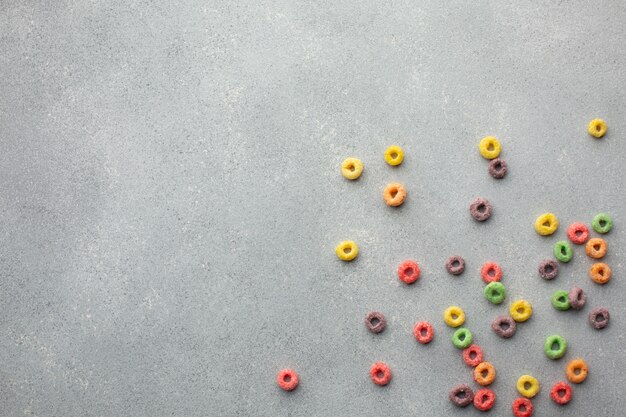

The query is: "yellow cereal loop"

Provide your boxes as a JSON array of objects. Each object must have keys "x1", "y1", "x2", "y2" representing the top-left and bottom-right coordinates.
[
  {"x1": 534, "y1": 213, "x2": 559, "y2": 236},
  {"x1": 588, "y1": 119, "x2": 607, "y2": 138},
  {"x1": 335, "y1": 241, "x2": 358, "y2": 261},
  {"x1": 341, "y1": 158, "x2": 363, "y2": 180},
  {"x1": 510, "y1": 300, "x2": 533, "y2": 322},
  {"x1": 443, "y1": 306, "x2": 465, "y2": 328},
  {"x1": 478, "y1": 136, "x2": 501, "y2": 160},
  {"x1": 384, "y1": 145, "x2": 404, "y2": 166},
  {"x1": 517, "y1": 375, "x2": 540, "y2": 398}
]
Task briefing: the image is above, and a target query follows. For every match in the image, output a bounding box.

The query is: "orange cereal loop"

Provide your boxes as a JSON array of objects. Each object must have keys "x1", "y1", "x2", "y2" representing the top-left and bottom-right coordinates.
[
  {"x1": 585, "y1": 238, "x2": 607, "y2": 259},
  {"x1": 566, "y1": 358, "x2": 588, "y2": 384},
  {"x1": 383, "y1": 183, "x2": 406, "y2": 207},
  {"x1": 589, "y1": 263, "x2": 611, "y2": 284},
  {"x1": 473, "y1": 362, "x2": 496, "y2": 386}
]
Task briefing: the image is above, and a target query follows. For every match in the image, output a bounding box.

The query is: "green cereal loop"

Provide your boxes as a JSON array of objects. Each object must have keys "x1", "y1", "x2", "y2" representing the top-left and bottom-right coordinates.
[
  {"x1": 592, "y1": 213, "x2": 613, "y2": 234},
  {"x1": 452, "y1": 327, "x2": 473, "y2": 349},
  {"x1": 554, "y1": 241, "x2": 573, "y2": 262},
  {"x1": 544, "y1": 334, "x2": 567, "y2": 359},
  {"x1": 551, "y1": 290, "x2": 571, "y2": 311},
  {"x1": 484, "y1": 282, "x2": 506, "y2": 304}
]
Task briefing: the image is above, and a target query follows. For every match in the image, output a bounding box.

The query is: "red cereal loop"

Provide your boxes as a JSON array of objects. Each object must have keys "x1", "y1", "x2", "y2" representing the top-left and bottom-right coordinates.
[
  {"x1": 277, "y1": 369, "x2": 299, "y2": 391},
  {"x1": 413, "y1": 321, "x2": 434, "y2": 344},
  {"x1": 567, "y1": 223, "x2": 590, "y2": 245},
  {"x1": 370, "y1": 362, "x2": 392, "y2": 386},
  {"x1": 462, "y1": 344, "x2": 484, "y2": 367},
  {"x1": 473, "y1": 388, "x2": 496, "y2": 411},
  {"x1": 512, "y1": 397, "x2": 533, "y2": 417},
  {"x1": 480, "y1": 262, "x2": 502, "y2": 283},
  {"x1": 550, "y1": 381, "x2": 572, "y2": 405},
  {"x1": 398, "y1": 260, "x2": 421, "y2": 284}
]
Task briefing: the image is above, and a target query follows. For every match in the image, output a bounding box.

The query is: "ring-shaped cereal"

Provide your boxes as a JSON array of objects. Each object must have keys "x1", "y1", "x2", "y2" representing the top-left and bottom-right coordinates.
[
  {"x1": 335, "y1": 240, "x2": 358, "y2": 261},
  {"x1": 484, "y1": 282, "x2": 506, "y2": 304},
  {"x1": 384, "y1": 145, "x2": 404, "y2": 166},
  {"x1": 473, "y1": 388, "x2": 496, "y2": 411},
  {"x1": 586, "y1": 238, "x2": 607, "y2": 259},
  {"x1": 462, "y1": 344, "x2": 483, "y2": 367},
  {"x1": 567, "y1": 222, "x2": 589, "y2": 244},
  {"x1": 516, "y1": 375, "x2": 540, "y2": 398},
  {"x1": 488, "y1": 158, "x2": 507, "y2": 179},
  {"x1": 449, "y1": 384, "x2": 474, "y2": 407},
  {"x1": 588, "y1": 118, "x2": 607, "y2": 138},
  {"x1": 551, "y1": 290, "x2": 570, "y2": 311},
  {"x1": 397, "y1": 260, "x2": 420, "y2": 284},
  {"x1": 589, "y1": 262, "x2": 611, "y2": 284},
  {"x1": 566, "y1": 358, "x2": 588, "y2": 384},
  {"x1": 469, "y1": 198, "x2": 492, "y2": 222},
  {"x1": 383, "y1": 182, "x2": 406, "y2": 207},
  {"x1": 452, "y1": 327, "x2": 473, "y2": 349},
  {"x1": 364, "y1": 311, "x2": 386, "y2": 334},
  {"x1": 491, "y1": 315, "x2": 516, "y2": 338},
  {"x1": 341, "y1": 157, "x2": 363, "y2": 180},
  {"x1": 443, "y1": 306, "x2": 465, "y2": 328},
  {"x1": 478, "y1": 136, "x2": 501, "y2": 159},
  {"x1": 544, "y1": 334, "x2": 567, "y2": 360},
  {"x1": 538, "y1": 259, "x2": 558, "y2": 280},
  {"x1": 277, "y1": 369, "x2": 299, "y2": 391},
  {"x1": 473, "y1": 362, "x2": 496, "y2": 386},
  {"x1": 480, "y1": 262, "x2": 503, "y2": 283},
  {"x1": 568, "y1": 286, "x2": 586, "y2": 310},
  {"x1": 413, "y1": 321, "x2": 434, "y2": 344},
  {"x1": 553, "y1": 241, "x2": 573, "y2": 263},
  {"x1": 592, "y1": 213, "x2": 612, "y2": 234},
  {"x1": 510, "y1": 300, "x2": 532, "y2": 322},
  {"x1": 370, "y1": 362, "x2": 392, "y2": 386},
  {"x1": 445, "y1": 255, "x2": 465, "y2": 275},
  {"x1": 589, "y1": 307, "x2": 610, "y2": 329},
  {"x1": 534, "y1": 213, "x2": 559, "y2": 236},
  {"x1": 550, "y1": 381, "x2": 572, "y2": 405},
  {"x1": 512, "y1": 397, "x2": 533, "y2": 417}
]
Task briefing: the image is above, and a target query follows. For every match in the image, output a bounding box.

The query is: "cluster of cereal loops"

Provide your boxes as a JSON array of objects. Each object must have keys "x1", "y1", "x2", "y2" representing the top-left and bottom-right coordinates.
[
  {"x1": 587, "y1": 118, "x2": 607, "y2": 138},
  {"x1": 469, "y1": 197, "x2": 492, "y2": 222},
  {"x1": 276, "y1": 369, "x2": 299, "y2": 391},
  {"x1": 478, "y1": 136, "x2": 508, "y2": 179}
]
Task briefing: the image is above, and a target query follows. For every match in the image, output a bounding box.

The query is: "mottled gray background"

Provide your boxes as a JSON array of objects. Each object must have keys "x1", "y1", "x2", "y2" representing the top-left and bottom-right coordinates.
[{"x1": 1, "y1": 1, "x2": 625, "y2": 416}]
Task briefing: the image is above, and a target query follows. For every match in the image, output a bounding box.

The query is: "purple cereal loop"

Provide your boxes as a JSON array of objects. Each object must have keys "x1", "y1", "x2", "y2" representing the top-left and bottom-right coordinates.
[
  {"x1": 491, "y1": 315, "x2": 516, "y2": 338},
  {"x1": 449, "y1": 384, "x2": 474, "y2": 407},
  {"x1": 538, "y1": 259, "x2": 559, "y2": 280},
  {"x1": 364, "y1": 311, "x2": 386, "y2": 334},
  {"x1": 589, "y1": 307, "x2": 610, "y2": 329},
  {"x1": 488, "y1": 158, "x2": 507, "y2": 179},
  {"x1": 470, "y1": 198, "x2": 492, "y2": 222},
  {"x1": 568, "y1": 286, "x2": 586, "y2": 310},
  {"x1": 445, "y1": 256, "x2": 465, "y2": 276}
]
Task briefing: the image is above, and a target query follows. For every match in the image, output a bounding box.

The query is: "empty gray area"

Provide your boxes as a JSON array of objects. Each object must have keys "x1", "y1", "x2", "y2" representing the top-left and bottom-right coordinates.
[{"x1": 1, "y1": 1, "x2": 625, "y2": 416}]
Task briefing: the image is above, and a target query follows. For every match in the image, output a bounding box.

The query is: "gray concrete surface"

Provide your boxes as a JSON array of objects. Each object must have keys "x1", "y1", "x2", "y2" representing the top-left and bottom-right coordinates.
[{"x1": 1, "y1": 1, "x2": 625, "y2": 416}]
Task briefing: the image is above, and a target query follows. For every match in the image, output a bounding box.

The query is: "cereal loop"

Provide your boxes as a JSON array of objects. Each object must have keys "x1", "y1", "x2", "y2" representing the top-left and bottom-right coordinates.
[
  {"x1": 553, "y1": 241, "x2": 573, "y2": 263},
  {"x1": 462, "y1": 345, "x2": 483, "y2": 367},
  {"x1": 510, "y1": 300, "x2": 532, "y2": 322},
  {"x1": 445, "y1": 256, "x2": 465, "y2": 275},
  {"x1": 566, "y1": 358, "x2": 588, "y2": 384},
  {"x1": 383, "y1": 182, "x2": 407, "y2": 207},
  {"x1": 384, "y1": 145, "x2": 404, "y2": 166},
  {"x1": 469, "y1": 198, "x2": 492, "y2": 222},
  {"x1": 413, "y1": 321, "x2": 434, "y2": 344},
  {"x1": 452, "y1": 327, "x2": 473, "y2": 349},
  {"x1": 551, "y1": 290, "x2": 570, "y2": 311},
  {"x1": 473, "y1": 388, "x2": 496, "y2": 412},
  {"x1": 481, "y1": 262, "x2": 503, "y2": 283},
  {"x1": 534, "y1": 213, "x2": 559, "y2": 236},
  {"x1": 589, "y1": 262, "x2": 611, "y2": 284},
  {"x1": 550, "y1": 381, "x2": 572, "y2": 405},
  {"x1": 488, "y1": 158, "x2": 507, "y2": 179},
  {"x1": 277, "y1": 369, "x2": 299, "y2": 391},
  {"x1": 512, "y1": 397, "x2": 533, "y2": 417},
  {"x1": 592, "y1": 213, "x2": 612, "y2": 234},
  {"x1": 544, "y1": 335, "x2": 567, "y2": 360},
  {"x1": 586, "y1": 238, "x2": 607, "y2": 259},
  {"x1": 473, "y1": 362, "x2": 496, "y2": 386},
  {"x1": 478, "y1": 136, "x2": 501, "y2": 159},
  {"x1": 335, "y1": 240, "x2": 358, "y2": 261},
  {"x1": 491, "y1": 315, "x2": 516, "y2": 338},
  {"x1": 589, "y1": 307, "x2": 610, "y2": 330},
  {"x1": 364, "y1": 311, "x2": 386, "y2": 334},
  {"x1": 443, "y1": 306, "x2": 465, "y2": 328},
  {"x1": 370, "y1": 362, "x2": 392, "y2": 386},
  {"x1": 538, "y1": 259, "x2": 558, "y2": 280},
  {"x1": 516, "y1": 375, "x2": 540, "y2": 398},
  {"x1": 397, "y1": 260, "x2": 420, "y2": 284},
  {"x1": 588, "y1": 118, "x2": 607, "y2": 138},
  {"x1": 484, "y1": 282, "x2": 506, "y2": 304},
  {"x1": 341, "y1": 157, "x2": 363, "y2": 180},
  {"x1": 568, "y1": 286, "x2": 586, "y2": 310},
  {"x1": 449, "y1": 384, "x2": 474, "y2": 407},
  {"x1": 567, "y1": 222, "x2": 589, "y2": 245}
]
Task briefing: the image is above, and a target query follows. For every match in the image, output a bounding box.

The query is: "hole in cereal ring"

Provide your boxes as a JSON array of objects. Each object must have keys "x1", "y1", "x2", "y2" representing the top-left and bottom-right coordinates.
[
  {"x1": 500, "y1": 322, "x2": 510, "y2": 330},
  {"x1": 575, "y1": 230, "x2": 582, "y2": 237},
  {"x1": 543, "y1": 221, "x2": 551, "y2": 227},
  {"x1": 376, "y1": 370, "x2": 384, "y2": 378},
  {"x1": 519, "y1": 404, "x2": 526, "y2": 412},
  {"x1": 487, "y1": 143, "x2": 494, "y2": 151},
  {"x1": 561, "y1": 247, "x2": 567, "y2": 255},
  {"x1": 596, "y1": 124, "x2": 601, "y2": 131},
  {"x1": 370, "y1": 317, "x2": 380, "y2": 326},
  {"x1": 451, "y1": 313, "x2": 458, "y2": 320},
  {"x1": 420, "y1": 328, "x2": 427, "y2": 336},
  {"x1": 348, "y1": 164, "x2": 355, "y2": 171},
  {"x1": 391, "y1": 152, "x2": 398, "y2": 159},
  {"x1": 517, "y1": 307, "x2": 524, "y2": 313},
  {"x1": 481, "y1": 369, "x2": 488, "y2": 377},
  {"x1": 594, "y1": 244, "x2": 600, "y2": 250},
  {"x1": 343, "y1": 247, "x2": 351, "y2": 254},
  {"x1": 524, "y1": 381, "x2": 531, "y2": 390},
  {"x1": 574, "y1": 368, "x2": 581, "y2": 375},
  {"x1": 545, "y1": 264, "x2": 553, "y2": 273},
  {"x1": 459, "y1": 333, "x2": 465, "y2": 341},
  {"x1": 558, "y1": 388, "x2": 566, "y2": 397},
  {"x1": 456, "y1": 391, "x2": 467, "y2": 399},
  {"x1": 488, "y1": 268, "x2": 495, "y2": 277},
  {"x1": 597, "y1": 313, "x2": 605, "y2": 321},
  {"x1": 390, "y1": 188, "x2": 398, "y2": 198},
  {"x1": 404, "y1": 267, "x2": 413, "y2": 276},
  {"x1": 452, "y1": 260, "x2": 460, "y2": 267},
  {"x1": 551, "y1": 341, "x2": 560, "y2": 350},
  {"x1": 478, "y1": 204, "x2": 486, "y2": 213},
  {"x1": 600, "y1": 220, "x2": 606, "y2": 226},
  {"x1": 283, "y1": 374, "x2": 291, "y2": 382},
  {"x1": 470, "y1": 351, "x2": 477, "y2": 359}
]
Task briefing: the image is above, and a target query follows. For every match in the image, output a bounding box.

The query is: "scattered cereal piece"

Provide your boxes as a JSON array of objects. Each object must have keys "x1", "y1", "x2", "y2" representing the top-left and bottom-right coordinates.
[
  {"x1": 491, "y1": 315, "x2": 516, "y2": 338},
  {"x1": 445, "y1": 255, "x2": 465, "y2": 275},
  {"x1": 588, "y1": 307, "x2": 610, "y2": 329},
  {"x1": 488, "y1": 158, "x2": 507, "y2": 179},
  {"x1": 544, "y1": 335, "x2": 567, "y2": 360},
  {"x1": 551, "y1": 290, "x2": 571, "y2": 311},
  {"x1": 589, "y1": 262, "x2": 611, "y2": 284},
  {"x1": 550, "y1": 381, "x2": 572, "y2": 405},
  {"x1": 443, "y1": 306, "x2": 465, "y2": 328},
  {"x1": 567, "y1": 222, "x2": 589, "y2": 245},
  {"x1": 364, "y1": 311, "x2": 386, "y2": 334},
  {"x1": 341, "y1": 157, "x2": 363, "y2": 180},
  {"x1": 370, "y1": 362, "x2": 392, "y2": 386},
  {"x1": 586, "y1": 238, "x2": 607, "y2": 259},
  {"x1": 568, "y1": 286, "x2": 586, "y2": 310},
  {"x1": 452, "y1": 327, "x2": 473, "y2": 349},
  {"x1": 473, "y1": 362, "x2": 496, "y2": 386},
  {"x1": 516, "y1": 375, "x2": 540, "y2": 398},
  {"x1": 449, "y1": 384, "x2": 474, "y2": 407},
  {"x1": 383, "y1": 182, "x2": 407, "y2": 207},
  {"x1": 538, "y1": 259, "x2": 558, "y2": 280},
  {"x1": 335, "y1": 240, "x2": 358, "y2": 261},
  {"x1": 510, "y1": 300, "x2": 533, "y2": 322},
  {"x1": 484, "y1": 282, "x2": 506, "y2": 304},
  {"x1": 592, "y1": 213, "x2": 612, "y2": 234},
  {"x1": 384, "y1": 145, "x2": 404, "y2": 166},
  {"x1": 413, "y1": 321, "x2": 434, "y2": 344},
  {"x1": 478, "y1": 136, "x2": 501, "y2": 160},
  {"x1": 398, "y1": 260, "x2": 421, "y2": 284},
  {"x1": 534, "y1": 213, "x2": 559, "y2": 236},
  {"x1": 277, "y1": 369, "x2": 299, "y2": 391},
  {"x1": 553, "y1": 241, "x2": 573, "y2": 263},
  {"x1": 469, "y1": 198, "x2": 492, "y2": 222},
  {"x1": 587, "y1": 118, "x2": 607, "y2": 138},
  {"x1": 473, "y1": 388, "x2": 496, "y2": 411},
  {"x1": 566, "y1": 358, "x2": 588, "y2": 384},
  {"x1": 512, "y1": 397, "x2": 533, "y2": 417},
  {"x1": 462, "y1": 345, "x2": 483, "y2": 367},
  {"x1": 480, "y1": 262, "x2": 503, "y2": 283}
]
